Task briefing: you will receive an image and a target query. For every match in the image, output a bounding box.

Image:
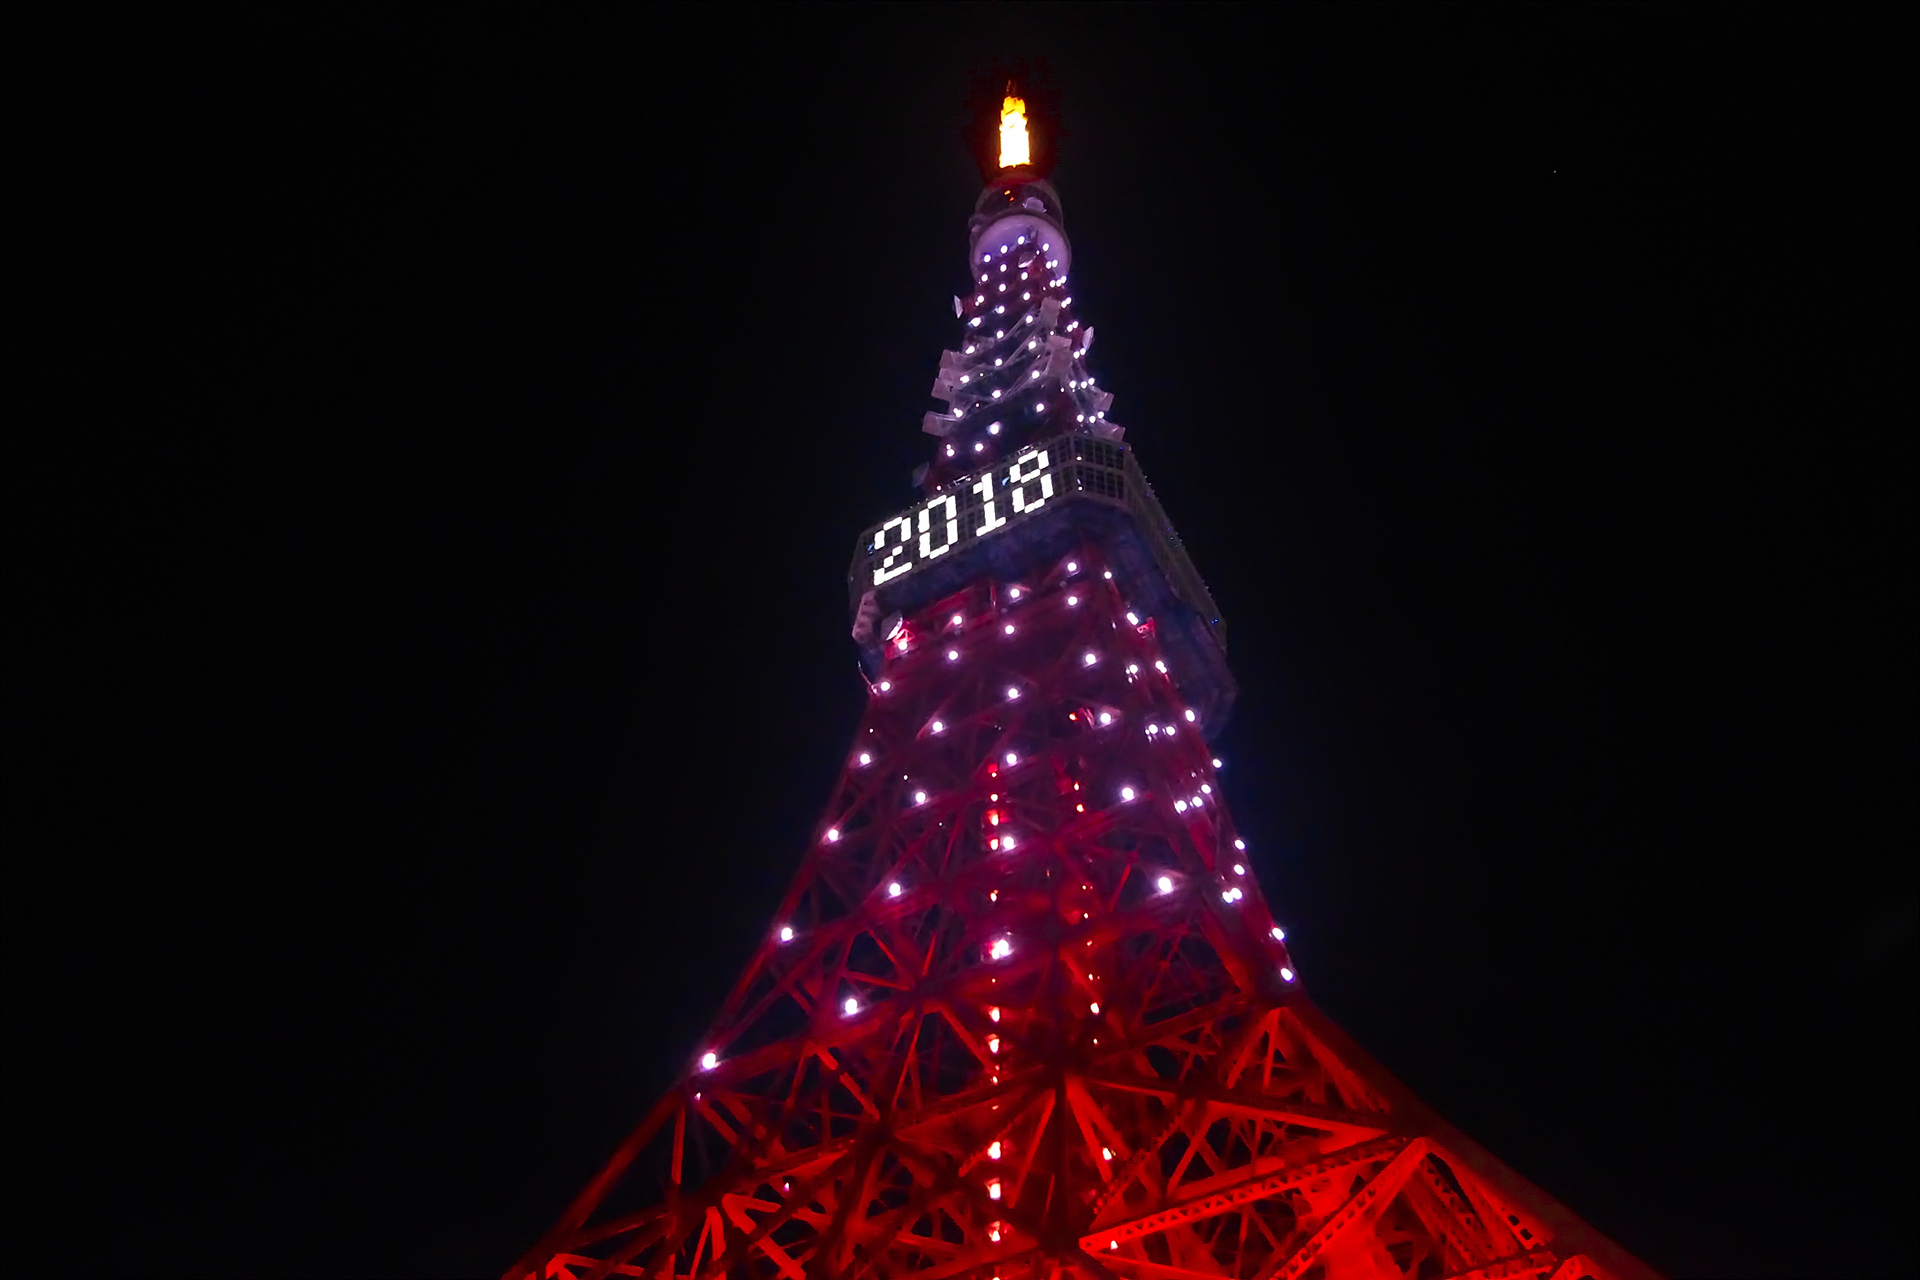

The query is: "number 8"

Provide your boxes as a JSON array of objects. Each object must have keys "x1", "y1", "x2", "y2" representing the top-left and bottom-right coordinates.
[{"x1": 1008, "y1": 450, "x2": 1054, "y2": 514}]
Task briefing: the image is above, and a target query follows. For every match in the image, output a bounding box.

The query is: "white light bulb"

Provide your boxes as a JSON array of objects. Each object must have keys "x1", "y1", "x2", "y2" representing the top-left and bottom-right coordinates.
[
  {"x1": 1004, "y1": 624, "x2": 1015, "y2": 634},
  {"x1": 1272, "y1": 926, "x2": 1286, "y2": 941},
  {"x1": 1126, "y1": 611, "x2": 1139, "y2": 624},
  {"x1": 1234, "y1": 864, "x2": 1245, "y2": 876},
  {"x1": 1280, "y1": 967, "x2": 1295, "y2": 982},
  {"x1": 1083, "y1": 651, "x2": 1098, "y2": 665},
  {"x1": 1068, "y1": 595, "x2": 1079, "y2": 606},
  {"x1": 1098, "y1": 712, "x2": 1112, "y2": 725},
  {"x1": 1009, "y1": 588, "x2": 1020, "y2": 599},
  {"x1": 1156, "y1": 875, "x2": 1173, "y2": 893},
  {"x1": 1234, "y1": 839, "x2": 1246, "y2": 850},
  {"x1": 1201, "y1": 784, "x2": 1211, "y2": 794},
  {"x1": 931, "y1": 720, "x2": 944, "y2": 733},
  {"x1": 1121, "y1": 787, "x2": 1136, "y2": 801},
  {"x1": 1067, "y1": 561, "x2": 1078, "y2": 572},
  {"x1": 700, "y1": 1051, "x2": 718, "y2": 1070},
  {"x1": 1005, "y1": 752, "x2": 1018, "y2": 765},
  {"x1": 780, "y1": 925, "x2": 795, "y2": 942},
  {"x1": 1185, "y1": 709, "x2": 1197, "y2": 722},
  {"x1": 1103, "y1": 570, "x2": 1112, "y2": 579},
  {"x1": 946, "y1": 650, "x2": 958, "y2": 661},
  {"x1": 845, "y1": 996, "x2": 860, "y2": 1014},
  {"x1": 1212, "y1": 757, "x2": 1223, "y2": 767},
  {"x1": 1174, "y1": 800, "x2": 1188, "y2": 813},
  {"x1": 826, "y1": 827, "x2": 840, "y2": 842},
  {"x1": 888, "y1": 882, "x2": 902, "y2": 897},
  {"x1": 878, "y1": 681, "x2": 891, "y2": 692},
  {"x1": 989, "y1": 937, "x2": 1012, "y2": 959},
  {"x1": 1006, "y1": 687, "x2": 1020, "y2": 699},
  {"x1": 1090, "y1": 1001, "x2": 1100, "y2": 1014},
  {"x1": 914, "y1": 791, "x2": 927, "y2": 804},
  {"x1": 858, "y1": 752, "x2": 871, "y2": 765},
  {"x1": 989, "y1": 1140, "x2": 1002, "y2": 1159}
]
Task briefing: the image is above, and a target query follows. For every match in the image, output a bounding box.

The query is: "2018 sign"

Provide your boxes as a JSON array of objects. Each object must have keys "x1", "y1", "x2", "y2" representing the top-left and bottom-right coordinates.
[{"x1": 866, "y1": 449, "x2": 1057, "y2": 589}]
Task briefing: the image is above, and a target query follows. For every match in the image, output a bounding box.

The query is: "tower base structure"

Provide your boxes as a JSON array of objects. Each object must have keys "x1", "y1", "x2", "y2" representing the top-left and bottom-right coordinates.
[{"x1": 509, "y1": 551, "x2": 1652, "y2": 1280}]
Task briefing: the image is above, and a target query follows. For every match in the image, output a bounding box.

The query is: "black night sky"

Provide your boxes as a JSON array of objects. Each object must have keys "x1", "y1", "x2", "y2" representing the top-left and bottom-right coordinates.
[{"x1": 6, "y1": 5, "x2": 1914, "y2": 1277}]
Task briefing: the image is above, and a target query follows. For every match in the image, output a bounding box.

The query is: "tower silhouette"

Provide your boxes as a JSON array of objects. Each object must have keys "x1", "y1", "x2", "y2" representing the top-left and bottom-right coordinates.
[{"x1": 510, "y1": 103, "x2": 1652, "y2": 1280}]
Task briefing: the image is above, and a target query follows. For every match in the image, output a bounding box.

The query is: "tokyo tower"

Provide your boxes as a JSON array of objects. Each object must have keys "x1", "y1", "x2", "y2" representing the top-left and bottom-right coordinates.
[{"x1": 509, "y1": 94, "x2": 1654, "y2": 1280}]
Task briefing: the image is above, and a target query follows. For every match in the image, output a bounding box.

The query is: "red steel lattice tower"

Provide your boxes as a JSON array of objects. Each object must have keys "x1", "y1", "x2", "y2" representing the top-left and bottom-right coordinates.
[{"x1": 510, "y1": 99, "x2": 1654, "y2": 1280}]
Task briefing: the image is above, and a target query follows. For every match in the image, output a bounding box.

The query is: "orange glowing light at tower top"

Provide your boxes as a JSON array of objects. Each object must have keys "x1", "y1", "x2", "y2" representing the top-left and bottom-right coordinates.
[{"x1": 998, "y1": 93, "x2": 1030, "y2": 169}]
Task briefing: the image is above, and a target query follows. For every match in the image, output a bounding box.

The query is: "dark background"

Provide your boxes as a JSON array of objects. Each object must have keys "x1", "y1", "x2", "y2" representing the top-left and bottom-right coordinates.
[{"x1": 5, "y1": 4, "x2": 1914, "y2": 1277}]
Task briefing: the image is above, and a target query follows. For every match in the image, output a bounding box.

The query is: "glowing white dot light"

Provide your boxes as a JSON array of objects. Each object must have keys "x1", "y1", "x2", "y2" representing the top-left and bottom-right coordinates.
[
  {"x1": 1126, "y1": 612, "x2": 1140, "y2": 625},
  {"x1": 1005, "y1": 752, "x2": 1018, "y2": 766},
  {"x1": 700, "y1": 1051, "x2": 718, "y2": 1070},
  {"x1": 1006, "y1": 686, "x2": 1020, "y2": 699},
  {"x1": 1121, "y1": 787, "x2": 1136, "y2": 801},
  {"x1": 845, "y1": 996, "x2": 860, "y2": 1014},
  {"x1": 826, "y1": 827, "x2": 840, "y2": 842},
  {"x1": 1156, "y1": 875, "x2": 1174, "y2": 893},
  {"x1": 1234, "y1": 838, "x2": 1246, "y2": 850},
  {"x1": 1174, "y1": 800, "x2": 1188, "y2": 813},
  {"x1": 1067, "y1": 561, "x2": 1079, "y2": 572},
  {"x1": 1212, "y1": 757, "x2": 1224, "y2": 767},
  {"x1": 1004, "y1": 624, "x2": 1015, "y2": 634},
  {"x1": 947, "y1": 650, "x2": 959, "y2": 661},
  {"x1": 989, "y1": 937, "x2": 1012, "y2": 960},
  {"x1": 878, "y1": 681, "x2": 891, "y2": 692},
  {"x1": 1272, "y1": 926, "x2": 1286, "y2": 941},
  {"x1": 888, "y1": 882, "x2": 902, "y2": 897},
  {"x1": 1280, "y1": 967, "x2": 1296, "y2": 982},
  {"x1": 1234, "y1": 864, "x2": 1245, "y2": 876},
  {"x1": 779, "y1": 925, "x2": 795, "y2": 942},
  {"x1": 1185, "y1": 709, "x2": 1197, "y2": 722},
  {"x1": 858, "y1": 752, "x2": 872, "y2": 765},
  {"x1": 1083, "y1": 651, "x2": 1098, "y2": 666},
  {"x1": 1068, "y1": 595, "x2": 1079, "y2": 606},
  {"x1": 914, "y1": 790, "x2": 928, "y2": 805},
  {"x1": 1090, "y1": 1001, "x2": 1100, "y2": 1014},
  {"x1": 1098, "y1": 711, "x2": 1113, "y2": 725}
]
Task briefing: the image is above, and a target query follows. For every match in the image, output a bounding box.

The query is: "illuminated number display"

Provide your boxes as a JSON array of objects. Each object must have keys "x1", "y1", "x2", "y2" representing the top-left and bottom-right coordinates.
[{"x1": 864, "y1": 448, "x2": 1057, "y2": 590}]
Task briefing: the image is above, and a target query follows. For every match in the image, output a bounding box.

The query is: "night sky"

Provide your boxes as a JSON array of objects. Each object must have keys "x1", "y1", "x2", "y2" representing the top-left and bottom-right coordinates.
[{"x1": 6, "y1": 5, "x2": 1914, "y2": 1277}]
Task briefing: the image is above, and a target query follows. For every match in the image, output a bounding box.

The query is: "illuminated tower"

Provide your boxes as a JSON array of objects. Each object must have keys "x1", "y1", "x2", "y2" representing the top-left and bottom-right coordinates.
[{"x1": 510, "y1": 96, "x2": 1653, "y2": 1280}]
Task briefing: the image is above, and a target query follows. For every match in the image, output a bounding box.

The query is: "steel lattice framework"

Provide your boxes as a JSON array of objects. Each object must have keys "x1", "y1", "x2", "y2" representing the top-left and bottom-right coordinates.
[{"x1": 509, "y1": 153, "x2": 1653, "y2": 1280}]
